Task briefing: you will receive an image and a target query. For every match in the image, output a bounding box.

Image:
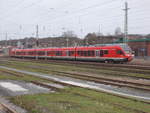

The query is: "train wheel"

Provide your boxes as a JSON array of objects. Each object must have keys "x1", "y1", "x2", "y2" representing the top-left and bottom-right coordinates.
[{"x1": 108, "y1": 60, "x2": 114, "y2": 64}]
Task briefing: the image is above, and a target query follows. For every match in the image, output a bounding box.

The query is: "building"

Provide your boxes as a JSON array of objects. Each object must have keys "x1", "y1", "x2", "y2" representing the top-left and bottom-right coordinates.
[
  {"x1": 128, "y1": 38, "x2": 150, "y2": 58},
  {"x1": 115, "y1": 38, "x2": 150, "y2": 58}
]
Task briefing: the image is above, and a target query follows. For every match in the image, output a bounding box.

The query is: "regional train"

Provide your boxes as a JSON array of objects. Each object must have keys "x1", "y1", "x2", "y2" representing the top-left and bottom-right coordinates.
[
  {"x1": 10, "y1": 44, "x2": 134, "y2": 63},
  {"x1": 0, "y1": 49, "x2": 3, "y2": 56}
]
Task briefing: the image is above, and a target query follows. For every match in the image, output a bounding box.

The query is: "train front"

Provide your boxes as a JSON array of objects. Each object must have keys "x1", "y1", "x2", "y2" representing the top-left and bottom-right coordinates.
[{"x1": 121, "y1": 44, "x2": 134, "y2": 62}]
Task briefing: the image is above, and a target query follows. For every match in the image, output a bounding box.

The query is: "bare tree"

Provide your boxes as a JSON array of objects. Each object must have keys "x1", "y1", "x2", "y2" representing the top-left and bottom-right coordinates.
[{"x1": 61, "y1": 30, "x2": 77, "y2": 38}]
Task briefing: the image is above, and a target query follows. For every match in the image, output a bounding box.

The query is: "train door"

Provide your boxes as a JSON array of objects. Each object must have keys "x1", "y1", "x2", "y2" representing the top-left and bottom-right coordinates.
[
  {"x1": 66, "y1": 50, "x2": 69, "y2": 57},
  {"x1": 95, "y1": 50, "x2": 99, "y2": 57},
  {"x1": 100, "y1": 50, "x2": 104, "y2": 57}
]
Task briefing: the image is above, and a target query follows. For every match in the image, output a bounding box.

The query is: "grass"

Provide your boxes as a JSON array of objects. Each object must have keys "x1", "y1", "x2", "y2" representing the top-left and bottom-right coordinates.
[
  {"x1": 10, "y1": 87, "x2": 150, "y2": 113},
  {"x1": 0, "y1": 59, "x2": 150, "y2": 113},
  {"x1": 0, "y1": 69, "x2": 53, "y2": 83},
  {"x1": 2, "y1": 60, "x2": 150, "y2": 79}
]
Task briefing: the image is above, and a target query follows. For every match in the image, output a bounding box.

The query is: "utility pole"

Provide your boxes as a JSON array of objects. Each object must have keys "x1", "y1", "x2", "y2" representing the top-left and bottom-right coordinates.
[
  {"x1": 36, "y1": 25, "x2": 39, "y2": 48},
  {"x1": 9, "y1": 38, "x2": 11, "y2": 46},
  {"x1": 36, "y1": 25, "x2": 39, "y2": 60},
  {"x1": 123, "y1": 2, "x2": 130, "y2": 43},
  {"x1": 5, "y1": 33, "x2": 7, "y2": 47},
  {"x1": 98, "y1": 24, "x2": 101, "y2": 36},
  {"x1": 66, "y1": 38, "x2": 69, "y2": 47}
]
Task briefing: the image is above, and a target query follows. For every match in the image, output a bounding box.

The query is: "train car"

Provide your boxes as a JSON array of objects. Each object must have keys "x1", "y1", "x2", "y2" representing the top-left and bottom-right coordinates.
[
  {"x1": 0, "y1": 49, "x2": 3, "y2": 56},
  {"x1": 75, "y1": 45, "x2": 133, "y2": 62},
  {"x1": 10, "y1": 44, "x2": 134, "y2": 63}
]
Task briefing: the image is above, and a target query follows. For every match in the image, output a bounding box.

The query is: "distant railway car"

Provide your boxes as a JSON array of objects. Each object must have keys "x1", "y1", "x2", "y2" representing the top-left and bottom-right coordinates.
[
  {"x1": 0, "y1": 49, "x2": 3, "y2": 56},
  {"x1": 10, "y1": 44, "x2": 134, "y2": 63}
]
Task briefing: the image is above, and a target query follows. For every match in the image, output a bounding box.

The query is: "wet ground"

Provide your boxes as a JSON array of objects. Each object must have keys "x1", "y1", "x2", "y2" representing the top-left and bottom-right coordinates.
[
  {"x1": 0, "y1": 80, "x2": 52, "y2": 96},
  {"x1": 0, "y1": 79, "x2": 64, "y2": 113},
  {"x1": 0, "y1": 66, "x2": 150, "y2": 101}
]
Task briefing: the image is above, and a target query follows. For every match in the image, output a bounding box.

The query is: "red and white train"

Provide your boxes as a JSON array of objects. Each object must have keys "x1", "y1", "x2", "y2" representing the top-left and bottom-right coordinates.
[
  {"x1": 10, "y1": 44, "x2": 134, "y2": 63},
  {"x1": 0, "y1": 49, "x2": 3, "y2": 56}
]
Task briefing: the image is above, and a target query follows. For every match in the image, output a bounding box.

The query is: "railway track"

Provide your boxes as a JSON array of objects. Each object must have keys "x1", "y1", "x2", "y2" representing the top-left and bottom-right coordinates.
[
  {"x1": 0, "y1": 57, "x2": 150, "y2": 113},
  {"x1": 51, "y1": 70, "x2": 150, "y2": 91},
  {"x1": 0, "y1": 66, "x2": 150, "y2": 101},
  {"x1": 0, "y1": 65, "x2": 149, "y2": 92},
  {"x1": 32, "y1": 80, "x2": 150, "y2": 104},
  {"x1": 7, "y1": 57, "x2": 150, "y2": 71},
  {"x1": 51, "y1": 60, "x2": 150, "y2": 71},
  {"x1": 29, "y1": 59, "x2": 150, "y2": 75},
  {"x1": 1, "y1": 57, "x2": 150, "y2": 79},
  {"x1": 1, "y1": 58, "x2": 150, "y2": 91},
  {"x1": 2, "y1": 58, "x2": 150, "y2": 80},
  {"x1": 0, "y1": 103, "x2": 18, "y2": 113},
  {"x1": 0, "y1": 65, "x2": 149, "y2": 113}
]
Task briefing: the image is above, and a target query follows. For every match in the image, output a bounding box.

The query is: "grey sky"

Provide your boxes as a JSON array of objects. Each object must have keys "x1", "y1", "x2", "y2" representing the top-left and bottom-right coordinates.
[{"x1": 0, "y1": 0, "x2": 150, "y2": 40}]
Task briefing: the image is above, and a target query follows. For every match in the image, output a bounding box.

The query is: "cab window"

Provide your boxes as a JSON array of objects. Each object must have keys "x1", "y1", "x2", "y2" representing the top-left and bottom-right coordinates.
[
  {"x1": 117, "y1": 50, "x2": 123, "y2": 55},
  {"x1": 104, "y1": 50, "x2": 108, "y2": 54}
]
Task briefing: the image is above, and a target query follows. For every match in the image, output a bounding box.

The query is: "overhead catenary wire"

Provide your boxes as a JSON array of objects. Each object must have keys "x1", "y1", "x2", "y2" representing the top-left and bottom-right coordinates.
[
  {"x1": 32, "y1": 0, "x2": 150, "y2": 29},
  {"x1": 0, "y1": 0, "x2": 150, "y2": 40},
  {"x1": 0, "y1": 0, "x2": 122, "y2": 36},
  {"x1": 1, "y1": 0, "x2": 148, "y2": 25},
  {"x1": 33, "y1": 0, "x2": 120, "y2": 24},
  {"x1": 31, "y1": 0, "x2": 145, "y2": 24}
]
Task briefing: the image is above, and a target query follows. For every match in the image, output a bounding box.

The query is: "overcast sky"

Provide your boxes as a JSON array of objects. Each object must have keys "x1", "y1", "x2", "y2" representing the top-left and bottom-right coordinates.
[{"x1": 0, "y1": 0, "x2": 150, "y2": 40}]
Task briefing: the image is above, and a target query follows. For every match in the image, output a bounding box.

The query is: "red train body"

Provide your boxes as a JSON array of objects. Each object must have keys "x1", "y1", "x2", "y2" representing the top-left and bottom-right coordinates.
[{"x1": 10, "y1": 44, "x2": 134, "y2": 63}]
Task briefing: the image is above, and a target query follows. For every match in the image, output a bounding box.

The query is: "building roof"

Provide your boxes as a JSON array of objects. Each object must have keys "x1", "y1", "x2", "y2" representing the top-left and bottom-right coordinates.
[{"x1": 114, "y1": 38, "x2": 150, "y2": 43}]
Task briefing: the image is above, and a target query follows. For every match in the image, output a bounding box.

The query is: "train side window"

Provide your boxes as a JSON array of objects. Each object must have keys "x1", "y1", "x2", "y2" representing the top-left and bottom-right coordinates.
[
  {"x1": 38, "y1": 51, "x2": 45, "y2": 55},
  {"x1": 83, "y1": 51, "x2": 87, "y2": 56},
  {"x1": 79, "y1": 51, "x2": 82, "y2": 56},
  {"x1": 96, "y1": 50, "x2": 99, "y2": 56},
  {"x1": 16, "y1": 52, "x2": 20, "y2": 55},
  {"x1": 104, "y1": 50, "x2": 108, "y2": 54},
  {"x1": 87, "y1": 51, "x2": 91, "y2": 56},
  {"x1": 100, "y1": 50, "x2": 104, "y2": 57},
  {"x1": 20, "y1": 52, "x2": 25, "y2": 55},
  {"x1": 77, "y1": 51, "x2": 80, "y2": 56},
  {"x1": 28, "y1": 51, "x2": 35, "y2": 55},
  {"x1": 117, "y1": 50, "x2": 123, "y2": 55},
  {"x1": 66, "y1": 51, "x2": 69, "y2": 56},
  {"x1": 23, "y1": 52, "x2": 26, "y2": 55},
  {"x1": 48, "y1": 51, "x2": 55, "y2": 55},
  {"x1": 77, "y1": 51, "x2": 89, "y2": 56},
  {"x1": 56, "y1": 51, "x2": 62, "y2": 56},
  {"x1": 81, "y1": 51, "x2": 84, "y2": 56},
  {"x1": 69, "y1": 51, "x2": 75, "y2": 56},
  {"x1": 91, "y1": 51, "x2": 95, "y2": 56},
  {"x1": 88, "y1": 50, "x2": 95, "y2": 56},
  {"x1": 32, "y1": 51, "x2": 36, "y2": 55},
  {"x1": 77, "y1": 51, "x2": 83, "y2": 56},
  {"x1": 47, "y1": 51, "x2": 51, "y2": 55}
]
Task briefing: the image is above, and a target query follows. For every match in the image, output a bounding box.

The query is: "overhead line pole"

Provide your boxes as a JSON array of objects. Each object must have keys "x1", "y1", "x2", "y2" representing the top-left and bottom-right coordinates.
[
  {"x1": 36, "y1": 25, "x2": 39, "y2": 47},
  {"x1": 36, "y1": 25, "x2": 39, "y2": 60},
  {"x1": 5, "y1": 33, "x2": 8, "y2": 47},
  {"x1": 123, "y1": 2, "x2": 130, "y2": 43},
  {"x1": 99, "y1": 24, "x2": 101, "y2": 35}
]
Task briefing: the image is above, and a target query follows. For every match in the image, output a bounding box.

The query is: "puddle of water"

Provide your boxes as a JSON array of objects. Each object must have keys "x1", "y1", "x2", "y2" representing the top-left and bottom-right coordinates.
[
  {"x1": 0, "y1": 82, "x2": 28, "y2": 92},
  {"x1": 0, "y1": 80, "x2": 52, "y2": 96}
]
